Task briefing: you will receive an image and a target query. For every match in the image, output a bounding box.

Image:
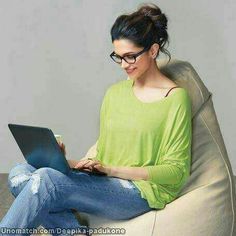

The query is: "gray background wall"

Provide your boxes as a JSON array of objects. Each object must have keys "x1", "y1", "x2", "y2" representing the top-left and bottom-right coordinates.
[{"x1": 0, "y1": 0, "x2": 235, "y2": 173}]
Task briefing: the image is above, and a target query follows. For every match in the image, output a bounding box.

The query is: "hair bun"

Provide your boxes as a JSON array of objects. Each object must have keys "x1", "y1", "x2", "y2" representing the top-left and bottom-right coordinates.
[{"x1": 137, "y1": 4, "x2": 167, "y2": 30}]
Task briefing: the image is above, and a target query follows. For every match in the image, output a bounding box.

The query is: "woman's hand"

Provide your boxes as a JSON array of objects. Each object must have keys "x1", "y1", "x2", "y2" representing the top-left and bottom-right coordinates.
[
  {"x1": 57, "y1": 141, "x2": 66, "y2": 156},
  {"x1": 74, "y1": 158, "x2": 112, "y2": 175}
]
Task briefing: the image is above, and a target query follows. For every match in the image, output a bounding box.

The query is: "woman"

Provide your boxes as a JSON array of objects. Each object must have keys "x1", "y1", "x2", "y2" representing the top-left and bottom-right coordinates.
[{"x1": 0, "y1": 3, "x2": 192, "y2": 236}]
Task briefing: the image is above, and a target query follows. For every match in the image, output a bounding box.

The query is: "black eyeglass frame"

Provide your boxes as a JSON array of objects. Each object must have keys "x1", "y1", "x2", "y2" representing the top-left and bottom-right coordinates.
[{"x1": 110, "y1": 45, "x2": 151, "y2": 64}]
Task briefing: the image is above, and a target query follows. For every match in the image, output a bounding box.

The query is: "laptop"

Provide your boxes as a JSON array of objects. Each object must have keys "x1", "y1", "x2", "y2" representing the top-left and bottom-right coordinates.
[{"x1": 8, "y1": 124, "x2": 107, "y2": 176}]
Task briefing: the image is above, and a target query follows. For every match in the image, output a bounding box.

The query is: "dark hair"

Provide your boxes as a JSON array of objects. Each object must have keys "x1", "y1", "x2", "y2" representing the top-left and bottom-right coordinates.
[{"x1": 110, "y1": 3, "x2": 171, "y2": 63}]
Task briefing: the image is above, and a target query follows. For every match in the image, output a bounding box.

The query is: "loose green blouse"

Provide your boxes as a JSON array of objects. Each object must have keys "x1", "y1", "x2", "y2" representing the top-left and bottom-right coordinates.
[{"x1": 94, "y1": 79, "x2": 192, "y2": 209}]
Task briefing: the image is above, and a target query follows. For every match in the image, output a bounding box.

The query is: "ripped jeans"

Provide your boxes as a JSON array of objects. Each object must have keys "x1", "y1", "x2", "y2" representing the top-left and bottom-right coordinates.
[{"x1": 0, "y1": 162, "x2": 152, "y2": 235}]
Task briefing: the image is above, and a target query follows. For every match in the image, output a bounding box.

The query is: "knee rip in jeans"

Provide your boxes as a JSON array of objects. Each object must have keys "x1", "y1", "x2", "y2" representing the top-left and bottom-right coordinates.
[{"x1": 10, "y1": 173, "x2": 41, "y2": 195}]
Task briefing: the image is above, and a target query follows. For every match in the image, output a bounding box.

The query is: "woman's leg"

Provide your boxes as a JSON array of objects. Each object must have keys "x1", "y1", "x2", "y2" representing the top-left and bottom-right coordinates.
[
  {"x1": 1, "y1": 163, "x2": 153, "y2": 235},
  {"x1": 64, "y1": 170, "x2": 153, "y2": 220},
  {"x1": 3, "y1": 162, "x2": 86, "y2": 236}
]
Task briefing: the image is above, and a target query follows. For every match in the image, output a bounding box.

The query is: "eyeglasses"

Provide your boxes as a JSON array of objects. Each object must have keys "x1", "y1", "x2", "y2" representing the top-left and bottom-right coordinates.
[{"x1": 110, "y1": 46, "x2": 150, "y2": 64}]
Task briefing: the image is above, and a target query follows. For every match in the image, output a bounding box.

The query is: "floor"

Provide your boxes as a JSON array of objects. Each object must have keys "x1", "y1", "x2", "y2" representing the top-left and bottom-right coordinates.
[{"x1": 0, "y1": 174, "x2": 14, "y2": 221}]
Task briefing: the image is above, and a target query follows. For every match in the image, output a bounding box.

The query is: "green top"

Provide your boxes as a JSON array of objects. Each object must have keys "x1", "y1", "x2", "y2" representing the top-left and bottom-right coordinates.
[{"x1": 94, "y1": 79, "x2": 192, "y2": 209}]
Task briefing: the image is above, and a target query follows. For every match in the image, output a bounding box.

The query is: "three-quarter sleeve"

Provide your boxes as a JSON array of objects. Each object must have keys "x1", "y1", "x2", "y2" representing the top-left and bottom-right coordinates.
[{"x1": 145, "y1": 92, "x2": 192, "y2": 185}]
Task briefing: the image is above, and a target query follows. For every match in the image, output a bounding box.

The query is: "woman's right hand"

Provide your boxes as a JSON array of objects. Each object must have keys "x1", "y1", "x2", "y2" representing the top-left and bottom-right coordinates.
[{"x1": 74, "y1": 158, "x2": 100, "y2": 172}]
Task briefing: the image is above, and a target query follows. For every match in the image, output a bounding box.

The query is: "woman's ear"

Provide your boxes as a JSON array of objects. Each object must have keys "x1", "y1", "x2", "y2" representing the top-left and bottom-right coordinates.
[{"x1": 149, "y1": 43, "x2": 159, "y2": 59}]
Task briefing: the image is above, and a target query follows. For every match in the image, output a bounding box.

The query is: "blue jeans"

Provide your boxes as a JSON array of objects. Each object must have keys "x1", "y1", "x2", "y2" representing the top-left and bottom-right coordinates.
[{"x1": 0, "y1": 162, "x2": 152, "y2": 235}]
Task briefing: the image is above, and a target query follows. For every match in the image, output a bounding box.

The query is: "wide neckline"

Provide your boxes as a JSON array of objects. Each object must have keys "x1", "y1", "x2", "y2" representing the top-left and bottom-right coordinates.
[{"x1": 128, "y1": 79, "x2": 182, "y2": 105}]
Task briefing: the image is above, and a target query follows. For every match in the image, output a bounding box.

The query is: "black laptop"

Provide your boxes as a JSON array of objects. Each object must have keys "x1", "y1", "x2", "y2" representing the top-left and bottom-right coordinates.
[{"x1": 8, "y1": 124, "x2": 106, "y2": 176}]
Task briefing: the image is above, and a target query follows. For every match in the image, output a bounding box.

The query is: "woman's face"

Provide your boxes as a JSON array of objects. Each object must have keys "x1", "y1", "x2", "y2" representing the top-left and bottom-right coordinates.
[{"x1": 112, "y1": 39, "x2": 158, "y2": 79}]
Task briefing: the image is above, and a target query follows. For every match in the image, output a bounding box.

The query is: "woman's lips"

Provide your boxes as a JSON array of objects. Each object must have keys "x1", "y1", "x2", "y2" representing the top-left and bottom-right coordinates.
[{"x1": 126, "y1": 68, "x2": 136, "y2": 74}]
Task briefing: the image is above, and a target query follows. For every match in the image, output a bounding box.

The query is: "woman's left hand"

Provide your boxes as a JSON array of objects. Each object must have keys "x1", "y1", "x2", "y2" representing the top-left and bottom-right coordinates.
[
  {"x1": 92, "y1": 162, "x2": 111, "y2": 175},
  {"x1": 57, "y1": 141, "x2": 66, "y2": 156}
]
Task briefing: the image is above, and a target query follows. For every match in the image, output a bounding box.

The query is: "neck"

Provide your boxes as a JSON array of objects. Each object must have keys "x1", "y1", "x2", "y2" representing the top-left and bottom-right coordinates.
[{"x1": 132, "y1": 61, "x2": 165, "y2": 88}]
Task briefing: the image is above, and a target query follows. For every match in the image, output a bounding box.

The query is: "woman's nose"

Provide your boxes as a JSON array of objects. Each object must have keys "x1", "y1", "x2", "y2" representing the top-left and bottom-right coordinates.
[{"x1": 121, "y1": 59, "x2": 130, "y2": 69}]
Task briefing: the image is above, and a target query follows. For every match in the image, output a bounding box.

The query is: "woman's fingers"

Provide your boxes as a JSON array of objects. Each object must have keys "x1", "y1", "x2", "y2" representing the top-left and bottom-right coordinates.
[
  {"x1": 74, "y1": 159, "x2": 100, "y2": 170},
  {"x1": 81, "y1": 168, "x2": 92, "y2": 172},
  {"x1": 57, "y1": 141, "x2": 66, "y2": 155},
  {"x1": 83, "y1": 160, "x2": 100, "y2": 168},
  {"x1": 61, "y1": 143, "x2": 66, "y2": 155},
  {"x1": 74, "y1": 159, "x2": 91, "y2": 169},
  {"x1": 73, "y1": 160, "x2": 87, "y2": 169}
]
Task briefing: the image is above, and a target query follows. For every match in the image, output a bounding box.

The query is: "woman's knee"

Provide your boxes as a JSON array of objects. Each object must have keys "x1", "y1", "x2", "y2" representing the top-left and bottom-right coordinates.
[
  {"x1": 7, "y1": 162, "x2": 36, "y2": 194},
  {"x1": 8, "y1": 165, "x2": 67, "y2": 198},
  {"x1": 32, "y1": 167, "x2": 63, "y2": 194}
]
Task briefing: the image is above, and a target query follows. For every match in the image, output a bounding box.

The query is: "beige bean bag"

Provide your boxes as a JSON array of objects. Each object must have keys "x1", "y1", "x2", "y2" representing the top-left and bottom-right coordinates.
[{"x1": 76, "y1": 59, "x2": 236, "y2": 236}]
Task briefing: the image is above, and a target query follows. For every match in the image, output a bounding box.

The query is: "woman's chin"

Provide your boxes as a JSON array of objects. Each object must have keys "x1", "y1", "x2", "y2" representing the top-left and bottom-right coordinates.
[{"x1": 128, "y1": 73, "x2": 137, "y2": 79}]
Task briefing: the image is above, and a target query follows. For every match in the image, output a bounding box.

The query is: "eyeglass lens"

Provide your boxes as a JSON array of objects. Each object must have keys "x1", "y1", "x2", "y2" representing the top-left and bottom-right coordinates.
[{"x1": 111, "y1": 54, "x2": 136, "y2": 64}]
